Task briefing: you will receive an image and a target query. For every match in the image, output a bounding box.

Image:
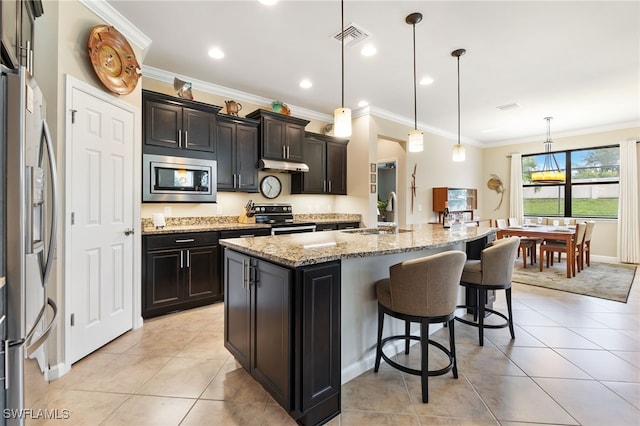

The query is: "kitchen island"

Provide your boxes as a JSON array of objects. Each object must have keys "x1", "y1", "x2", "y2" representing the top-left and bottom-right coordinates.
[{"x1": 220, "y1": 224, "x2": 495, "y2": 426}]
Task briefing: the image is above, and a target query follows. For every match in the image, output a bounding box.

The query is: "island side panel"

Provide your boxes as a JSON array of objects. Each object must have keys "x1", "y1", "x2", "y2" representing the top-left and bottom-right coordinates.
[{"x1": 340, "y1": 242, "x2": 466, "y2": 384}]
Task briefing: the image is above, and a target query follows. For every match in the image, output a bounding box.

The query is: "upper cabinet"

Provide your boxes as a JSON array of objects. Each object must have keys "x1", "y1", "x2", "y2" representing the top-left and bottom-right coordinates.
[
  {"x1": 291, "y1": 132, "x2": 349, "y2": 195},
  {"x1": 216, "y1": 114, "x2": 259, "y2": 192},
  {"x1": 143, "y1": 90, "x2": 221, "y2": 158},
  {"x1": 246, "y1": 109, "x2": 309, "y2": 163},
  {"x1": 1, "y1": 0, "x2": 44, "y2": 72}
]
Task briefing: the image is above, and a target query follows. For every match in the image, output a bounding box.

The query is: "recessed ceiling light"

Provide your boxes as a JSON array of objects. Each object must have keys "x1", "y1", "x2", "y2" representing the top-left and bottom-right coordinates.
[
  {"x1": 360, "y1": 44, "x2": 377, "y2": 57},
  {"x1": 357, "y1": 100, "x2": 368, "y2": 107},
  {"x1": 208, "y1": 47, "x2": 224, "y2": 59},
  {"x1": 419, "y1": 76, "x2": 434, "y2": 85},
  {"x1": 299, "y1": 79, "x2": 312, "y2": 89},
  {"x1": 258, "y1": 0, "x2": 278, "y2": 5}
]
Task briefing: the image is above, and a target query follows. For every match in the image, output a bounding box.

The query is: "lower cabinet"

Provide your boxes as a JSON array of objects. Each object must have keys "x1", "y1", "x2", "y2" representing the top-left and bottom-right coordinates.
[
  {"x1": 316, "y1": 221, "x2": 360, "y2": 231},
  {"x1": 143, "y1": 232, "x2": 221, "y2": 319},
  {"x1": 224, "y1": 249, "x2": 341, "y2": 425}
]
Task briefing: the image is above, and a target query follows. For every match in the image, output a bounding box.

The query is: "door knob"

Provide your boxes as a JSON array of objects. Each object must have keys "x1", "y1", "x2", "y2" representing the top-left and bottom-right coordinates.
[{"x1": 124, "y1": 228, "x2": 134, "y2": 236}]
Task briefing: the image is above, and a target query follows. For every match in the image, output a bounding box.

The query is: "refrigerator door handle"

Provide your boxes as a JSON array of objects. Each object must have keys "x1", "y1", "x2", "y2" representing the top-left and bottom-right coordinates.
[
  {"x1": 25, "y1": 297, "x2": 58, "y2": 357},
  {"x1": 41, "y1": 119, "x2": 58, "y2": 286}
]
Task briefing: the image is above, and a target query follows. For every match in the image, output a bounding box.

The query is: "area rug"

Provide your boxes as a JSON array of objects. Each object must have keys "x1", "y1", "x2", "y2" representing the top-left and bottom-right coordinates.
[{"x1": 512, "y1": 261, "x2": 637, "y2": 303}]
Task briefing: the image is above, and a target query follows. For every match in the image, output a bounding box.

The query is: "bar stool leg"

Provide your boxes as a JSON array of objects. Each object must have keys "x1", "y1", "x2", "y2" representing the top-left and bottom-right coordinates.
[
  {"x1": 420, "y1": 319, "x2": 429, "y2": 403},
  {"x1": 506, "y1": 288, "x2": 515, "y2": 339},
  {"x1": 478, "y1": 289, "x2": 486, "y2": 346},
  {"x1": 374, "y1": 308, "x2": 384, "y2": 372},
  {"x1": 448, "y1": 318, "x2": 458, "y2": 378},
  {"x1": 405, "y1": 320, "x2": 411, "y2": 354}
]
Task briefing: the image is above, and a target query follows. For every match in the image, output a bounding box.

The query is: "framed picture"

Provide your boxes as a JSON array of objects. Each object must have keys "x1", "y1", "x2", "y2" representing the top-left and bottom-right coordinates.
[
  {"x1": 370, "y1": 163, "x2": 376, "y2": 173},
  {"x1": 370, "y1": 174, "x2": 376, "y2": 183},
  {"x1": 370, "y1": 184, "x2": 376, "y2": 193}
]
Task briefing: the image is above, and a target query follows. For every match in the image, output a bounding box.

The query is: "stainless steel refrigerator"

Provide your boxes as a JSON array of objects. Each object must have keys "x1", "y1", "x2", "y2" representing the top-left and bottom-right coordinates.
[{"x1": 1, "y1": 65, "x2": 58, "y2": 425}]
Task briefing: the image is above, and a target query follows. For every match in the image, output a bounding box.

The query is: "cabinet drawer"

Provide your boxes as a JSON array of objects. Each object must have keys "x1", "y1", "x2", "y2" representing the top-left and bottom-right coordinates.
[{"x1": 144, "y1": 232, "x2": 219, "y2": 250}]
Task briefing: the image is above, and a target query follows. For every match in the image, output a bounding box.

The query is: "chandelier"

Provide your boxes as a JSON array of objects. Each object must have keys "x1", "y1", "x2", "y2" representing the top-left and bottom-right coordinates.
[{"x1": 531, "y1": 117, "x2": 565, "y2": 184}]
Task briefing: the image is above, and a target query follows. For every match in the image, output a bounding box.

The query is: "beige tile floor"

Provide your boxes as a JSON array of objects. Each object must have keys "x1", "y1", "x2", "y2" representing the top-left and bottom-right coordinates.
[{"x1": 26, "y1": 271, "x2": 640, "y2": 426}]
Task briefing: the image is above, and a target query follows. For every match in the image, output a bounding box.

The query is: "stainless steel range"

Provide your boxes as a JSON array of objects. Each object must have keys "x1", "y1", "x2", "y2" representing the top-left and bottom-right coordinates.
[{"x1": 253, "y1": 203, "x2": 316, "y2": 235}]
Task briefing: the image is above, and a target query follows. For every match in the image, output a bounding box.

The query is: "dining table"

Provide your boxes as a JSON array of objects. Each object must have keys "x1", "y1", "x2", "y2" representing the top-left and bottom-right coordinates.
[{"x1": 496, "y1": 224, "x2": 576, "y2": 278}]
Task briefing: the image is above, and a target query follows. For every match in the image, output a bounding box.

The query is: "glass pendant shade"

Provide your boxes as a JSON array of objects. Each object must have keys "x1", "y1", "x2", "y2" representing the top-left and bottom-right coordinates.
[
  {"x1": 452, "y1": 144, "x2": 466, "y2": 162},
  {"x1": 333, "y1": 107, "x2": 352, "y2": 137},
  {"x1": 531, "y1": 117, "x2": 565, "y2": 184},
  {"x1": 408, "y1": 129, "x2": 424, "y2": 152}
]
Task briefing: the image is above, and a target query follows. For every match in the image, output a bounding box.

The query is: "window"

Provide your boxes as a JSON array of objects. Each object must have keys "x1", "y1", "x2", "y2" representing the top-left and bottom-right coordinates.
[{"x1": 521, "y1": 146, "x2": 619, "y2": 218}]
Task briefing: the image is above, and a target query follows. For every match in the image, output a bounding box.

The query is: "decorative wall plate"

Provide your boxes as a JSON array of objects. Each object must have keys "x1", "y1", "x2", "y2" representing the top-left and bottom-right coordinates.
[{"x1": 88, "y1": 25, "x2": 141, "y2": 95}]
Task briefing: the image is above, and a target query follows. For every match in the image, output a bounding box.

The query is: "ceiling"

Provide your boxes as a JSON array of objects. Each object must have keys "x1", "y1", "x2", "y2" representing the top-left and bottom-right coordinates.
[{"x1": 106, "y1": 0, "x2": 640, "y2": 146}]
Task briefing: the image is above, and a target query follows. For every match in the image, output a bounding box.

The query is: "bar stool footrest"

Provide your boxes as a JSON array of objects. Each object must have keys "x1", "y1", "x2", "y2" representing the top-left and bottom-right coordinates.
[
  {"x1": 378, "y1": 334, "x2": 454, "y2": 377},
  {"x1": 454, "y1": 305, "x2": 510, "y2": 330}
]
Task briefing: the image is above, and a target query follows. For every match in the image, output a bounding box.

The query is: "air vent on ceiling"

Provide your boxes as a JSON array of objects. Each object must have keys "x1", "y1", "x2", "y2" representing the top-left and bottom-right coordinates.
[
  {"x1": 496, "y1": 103, "x2": 521, "y2": 111},
  {"x1": 332, "y1": 23, "x2": 370, "y2": 47}
]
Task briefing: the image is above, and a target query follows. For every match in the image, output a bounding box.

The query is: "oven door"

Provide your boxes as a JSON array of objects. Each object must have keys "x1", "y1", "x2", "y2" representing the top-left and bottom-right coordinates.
[{"x1": 270, "y1": 224, "x2": 317, "y2": 235}]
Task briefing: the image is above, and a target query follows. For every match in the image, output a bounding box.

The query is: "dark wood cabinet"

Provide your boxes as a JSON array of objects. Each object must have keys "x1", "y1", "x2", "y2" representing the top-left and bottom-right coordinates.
[
  {"x1": 294, "y1": 261, "x2": 341, "y2": 425},
  {"x1": 143, "y1": 232, "x2": 221, "y2": 319},
  {"x1": 224, "y1": 249, "x2": 292, "y2": 407},
  {"x1": 216, "y1": 114, "x2": 259, "y2": 192},
  {"x1": 1, "y1": 0, "x2": 43, "y2": 71},
  {"x1": 224, "y1": 249, "x2": 342, "y2": 425},
  {"x1": 291, "y1": 132, "x2": 349, "y2": 195},
  {"x1": 142, "y1": 90, "x2": 221, "y2": 157},
  {"x1": 246, "y1": 109, "x2": 309, "y2": 163}
]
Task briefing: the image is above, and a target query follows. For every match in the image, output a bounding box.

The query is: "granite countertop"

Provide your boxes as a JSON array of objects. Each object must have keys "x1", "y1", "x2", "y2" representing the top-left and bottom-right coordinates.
[
  {"x1": 220, "y1": 224, "x2": 495, "y2": 268},
  {"x1": 141, "y1": 214, "x2": 361, "y2": 235}
]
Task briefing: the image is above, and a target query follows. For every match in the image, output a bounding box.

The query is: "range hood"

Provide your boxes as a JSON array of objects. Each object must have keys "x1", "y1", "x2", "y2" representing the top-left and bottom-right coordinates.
[{"x1": 259, "y1": 158, "x2": 309, "y2": 173}]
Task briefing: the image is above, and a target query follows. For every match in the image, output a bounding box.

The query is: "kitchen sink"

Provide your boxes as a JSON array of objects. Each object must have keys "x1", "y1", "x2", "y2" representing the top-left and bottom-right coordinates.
[{"x1": 341, "y1": 227, "x2": 413, "y2": 235}]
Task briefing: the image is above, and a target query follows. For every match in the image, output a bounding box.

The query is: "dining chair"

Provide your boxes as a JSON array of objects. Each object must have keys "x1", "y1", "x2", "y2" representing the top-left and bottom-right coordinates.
[
  {"x1": 540, "y1": 222, "x2": 586, "y2": 276},
  {"x1": 582, "y1": 221, "x2": 596, "y2": 268},
  {"x1": 507, "y1": 218, "x2": 541, "y2": 268}
]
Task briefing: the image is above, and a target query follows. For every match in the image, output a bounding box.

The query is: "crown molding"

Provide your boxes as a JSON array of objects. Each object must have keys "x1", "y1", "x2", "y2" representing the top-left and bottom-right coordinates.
[
  {"x1": 79, "y1": 0, "x2": 152, "y2": 57},
  {"x1": 142, "y1": 66, "x2": 333, "y2": 123}
]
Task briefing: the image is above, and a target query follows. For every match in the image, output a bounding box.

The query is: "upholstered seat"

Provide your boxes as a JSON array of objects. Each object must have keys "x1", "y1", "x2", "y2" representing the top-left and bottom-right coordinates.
[
  {"x1": 455, "y1": 236, "x2": 520, "y2": 346},
  {"x1": 374, "y1": 250, "x2": 467, "y2": 403}
]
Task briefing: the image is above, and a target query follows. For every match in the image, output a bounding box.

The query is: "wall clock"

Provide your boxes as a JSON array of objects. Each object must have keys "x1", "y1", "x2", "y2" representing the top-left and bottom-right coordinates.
[{"x1": 260, "y1": 175, "x2": 282, "y2": 199}]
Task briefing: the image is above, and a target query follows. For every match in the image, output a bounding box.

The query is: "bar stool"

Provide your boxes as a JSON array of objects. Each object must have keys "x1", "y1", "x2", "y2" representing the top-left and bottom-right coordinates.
[
  {"x1": 374, "y1": 250, "x2": 467, "y2": 403},
  {"x1": 455, "y1": 236, "x2": 520, "y2": 346}
]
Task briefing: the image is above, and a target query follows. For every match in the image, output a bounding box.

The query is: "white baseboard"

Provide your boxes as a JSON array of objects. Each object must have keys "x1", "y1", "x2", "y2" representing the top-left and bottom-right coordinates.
[
  {"x1": 45, "y1": 362, "x2": 70, "y2": 381},
  {"x1": 591, "y1": 255, "x2": 623, "y2": 264}
]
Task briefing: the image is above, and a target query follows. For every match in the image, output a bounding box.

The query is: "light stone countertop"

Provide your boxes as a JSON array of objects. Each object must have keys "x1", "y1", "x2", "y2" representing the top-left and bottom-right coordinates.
[{"x1": 220, "y1": 224, "x2": 495, "y2": 268}]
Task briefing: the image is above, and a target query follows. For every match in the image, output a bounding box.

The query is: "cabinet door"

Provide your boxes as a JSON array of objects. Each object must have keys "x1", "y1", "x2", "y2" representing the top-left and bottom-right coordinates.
[
  {"x1": 143, "y1": 249, "x2": 183, "y2": 318},
  {"x1": 224, "y1": 250, "x2": 251, "y2": 370},
  {"x1": 183, "y1": 107, "x2": 216, "y2": 153},
  {"x1": 1, "y1": 0, "x2": 19, "y2": 68},
  {"x1": 262, "y1": 117, "x2": 286, "y2": 160},
  {"x1": 252, "y1": 259, "x2": 292, "y2": 409},
  {"x1": 235, "y1": 123, "x2": 259, "y2": 191},
  {"x1": 285, "y1": 123, "x2": 305, "y2": 162},
  {"x1": 297, "y1": 261, "x2": 341, "y2": 416},
  {"x1": 216, "y1": 120, "x2": 235, "y2": 190},
  {"x1": 326, "y1": 141, "x2": 347, "y2": 195},
  {"x1": 300, "y1": 136, "x2": 326, "y2": 193},
  {"x1": 144, "y1": 99, "x2": 182, "y2": 149},
  {"x1": 185, "y1": 245, "x2": 220, "y2": 301},
  {"x1": 432, "y1": 187, "x2": 448, "y2": 212}
]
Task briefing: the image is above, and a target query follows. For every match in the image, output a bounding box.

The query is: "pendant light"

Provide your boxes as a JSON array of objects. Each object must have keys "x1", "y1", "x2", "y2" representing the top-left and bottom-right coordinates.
[
  {"x1": 451, "y1": 48, "x2": 466, "y2": 162},
  {"x1": 406, "y1": 12, "x2": 423, "y2": 153},
  {"x1": 333, "y1": 0, "x2": 352, "y2": 137},
  {"x1": 531, "y1": 117, "x2": 566, "y2": 184}
]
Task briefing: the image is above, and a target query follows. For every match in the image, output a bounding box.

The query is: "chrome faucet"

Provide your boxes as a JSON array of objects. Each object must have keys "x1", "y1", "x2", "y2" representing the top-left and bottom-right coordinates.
[{"x1": 386, "y1": 191, "x2": 398, "y2": 232}]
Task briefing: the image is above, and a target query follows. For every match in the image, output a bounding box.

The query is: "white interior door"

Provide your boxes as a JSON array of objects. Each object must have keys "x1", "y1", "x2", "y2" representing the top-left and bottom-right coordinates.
[{"x1": 68, "y1": 86, "x2": 134, "y2": 364}]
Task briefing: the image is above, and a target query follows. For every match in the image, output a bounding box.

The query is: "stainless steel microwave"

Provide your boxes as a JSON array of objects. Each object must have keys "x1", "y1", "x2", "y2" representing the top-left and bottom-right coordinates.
[{"x1": 143, "y1": 154, "x2": 217, "y2": 203}]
